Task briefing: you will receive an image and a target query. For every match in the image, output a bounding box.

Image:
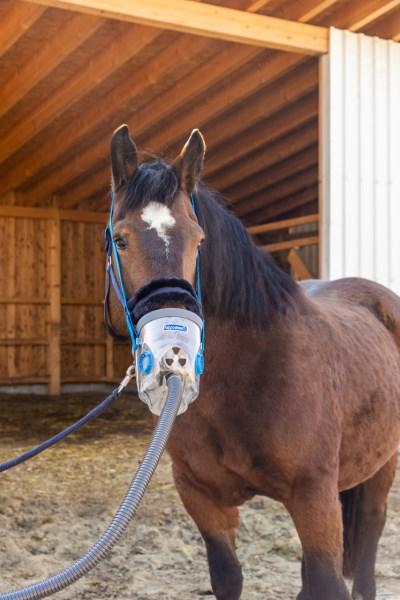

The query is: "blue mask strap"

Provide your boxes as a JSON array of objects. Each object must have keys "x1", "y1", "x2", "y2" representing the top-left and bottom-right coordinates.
[
  {"x1": 191, "y1": 193, "x2": 205, "y2": 353},
  {"x1": 108, "y1": 192, "x2": 139, "y2": 352}
]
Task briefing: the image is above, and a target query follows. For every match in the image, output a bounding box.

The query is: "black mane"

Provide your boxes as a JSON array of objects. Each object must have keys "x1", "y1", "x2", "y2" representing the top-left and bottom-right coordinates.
[{"x1": 123, "y1": 159, "x2": 299, "y2": 329}]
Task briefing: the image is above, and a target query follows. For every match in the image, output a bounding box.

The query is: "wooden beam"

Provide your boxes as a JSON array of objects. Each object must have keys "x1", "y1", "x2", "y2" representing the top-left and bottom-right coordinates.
[
  {"x1": 228, "y1": 144, "x2": 318, "y2": 203},
  {"x1": 236, "y1": 165, "x2": 318, "y2": 218},
  {"x1": 0, "y1": 13, "x2": 103, "y2": 119},
  {"x1": 0, "y1": 204, "x2": 106, "y2": 223},
  {"x1": 13, "y1": 34, "x2": 222, "y2": 203},
  {"x1": 0, "y1": 24, "x2": 161, "y2": 165},
  {"x1": 288, "y1": 248, "x2": 313, "y2": 280},
  {"x1": 248, "y1": 185, "x2": 317, "y2": 223},
  {"x1": 262, "y1": 235, "x2": 318, "y2": 253},
  {"x1": 153, "y1": 61, "x2": 317, "y2": 161},
  {"x1": 216, "y1": 121, "x2": 318, "y2": 191},
  {"x1": 364, "y1": 7, "x2": 400, "y2": 40},
  {"x1": 0, "y1": 1, "x2": 45, "y2": 58},
  {"x1": 207, "y1": 93, "x2": 318, "y2": 179},
  {"x1": 247, "y1": 0, "x2": 274, "y2": 12},
  {"x1": 247, "y1": 213, "x2": 319, "y2": 235},
  {"x1": 58, "y1": 93, "x2": 318, "y2": 208},
  {"x1": 274, "y1": 0, "x2": 339, "y2": 23},
  {"x1": 332, "y1": 0, "x2": 400, "y2": 32},
  {"x1": 47, "y1": 218, "x2": 61, "y2": 395},
  {"x1": 7, "y1": 0, "x2": 330, "y2": 201},
  {"x1": 27, "y1": 0, "x2": 329, "y2": 54}
]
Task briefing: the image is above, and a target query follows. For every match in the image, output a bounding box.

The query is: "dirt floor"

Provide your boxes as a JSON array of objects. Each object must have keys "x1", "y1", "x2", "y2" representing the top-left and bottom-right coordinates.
[{"x1": 0, "y1": 392, "x2": 398, "y2": 599}]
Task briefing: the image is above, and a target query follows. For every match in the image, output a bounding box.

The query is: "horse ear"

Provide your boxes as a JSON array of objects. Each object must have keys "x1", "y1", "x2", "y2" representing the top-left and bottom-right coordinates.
[
  {"x1": 110, "y1": 124, "x2": 138, "y2": 192},
  {"x1": 173, "y1": 129, "x2": 206, "y2": 194}
]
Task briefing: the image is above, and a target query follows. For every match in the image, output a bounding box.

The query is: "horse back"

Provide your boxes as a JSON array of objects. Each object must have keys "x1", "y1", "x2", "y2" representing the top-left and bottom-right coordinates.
[{"x1": 301, "y1": 277, "x2": 400, "y2": 350}]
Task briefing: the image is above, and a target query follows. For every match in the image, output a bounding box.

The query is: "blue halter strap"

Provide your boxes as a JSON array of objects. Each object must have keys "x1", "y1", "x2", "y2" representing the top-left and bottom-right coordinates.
[
  {"x1": 107, "y1": 192, "x2": 204, "y2": 355},
  {"x1": 107, "y1": 191, "x2": 139, "y2": 351}
]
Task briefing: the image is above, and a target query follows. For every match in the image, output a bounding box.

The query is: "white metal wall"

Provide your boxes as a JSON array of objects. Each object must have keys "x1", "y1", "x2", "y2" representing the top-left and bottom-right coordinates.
[{"x1": 320, "y1": 28, "x2": 400, "y2": 294}]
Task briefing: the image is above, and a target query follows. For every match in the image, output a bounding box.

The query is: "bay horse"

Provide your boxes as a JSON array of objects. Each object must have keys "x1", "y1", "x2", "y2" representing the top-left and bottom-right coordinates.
[{"x1": 106, "y1": 124, "x2": 400, "y2": 600}]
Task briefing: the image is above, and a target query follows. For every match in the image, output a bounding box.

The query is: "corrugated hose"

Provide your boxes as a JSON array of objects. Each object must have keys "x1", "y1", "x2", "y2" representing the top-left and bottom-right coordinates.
[{"x1": 0, "y1": 374, "x2": 183, "y2": 600}]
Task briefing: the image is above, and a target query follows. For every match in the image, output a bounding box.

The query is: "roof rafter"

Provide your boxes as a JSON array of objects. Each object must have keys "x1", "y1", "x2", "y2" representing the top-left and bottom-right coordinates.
[
  {"x1": 333, "y1": 0, "x2": 400, "y2": 32},
  {"x1": 215, "y1": 121, "x2": 318, "y2": 190},
  {"x1": 27, "y1": 0, "x2": 329, "y2": 54},
  {"x1": 58, "y1": 93, "x2": 318, "y2": 208},
  {"x1": 0, "y1": 12, "x2": 103, "y2": 119},
  {"x1": 227, "y1": 144, "x2": 318, "y2": 203},
  {"x1": 11, "y1": 36, "x2": 252, "y2": 203},
  {"x1": 364, "y1": 7, "x2": 400, "y2": 40},
  {"x1": 247, "y1": 185, "x2": 317, "y2": 223},
  {"x1": 5, "y1": 0, "x2": 334, "y2": 203},
  {"x1": 0, "y1": 1, "x2": 45, "y2": 58},
  {"x1": 235, "y1": 165, "x2": 318, "y2": 217},
  {"x1": 0, "y1": 25, "x2": 162, "y2": 165}
]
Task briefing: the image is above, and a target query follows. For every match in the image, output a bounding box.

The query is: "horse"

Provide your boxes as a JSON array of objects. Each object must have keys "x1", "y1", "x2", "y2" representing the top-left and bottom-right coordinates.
[{"x1": 106, "y1": 124, "x2": 400, "y2": 600}]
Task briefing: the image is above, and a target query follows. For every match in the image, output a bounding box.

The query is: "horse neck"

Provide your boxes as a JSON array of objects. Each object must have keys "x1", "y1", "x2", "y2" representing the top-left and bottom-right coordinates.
[{"x1": 198, "y1": 195, "x2": 301, "y2": 334}]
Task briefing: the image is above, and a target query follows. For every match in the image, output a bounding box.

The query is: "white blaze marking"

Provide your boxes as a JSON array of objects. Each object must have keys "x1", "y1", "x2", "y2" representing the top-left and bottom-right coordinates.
[{"x1": 141, "y1": 202, "x2": 176, "y2": 254}]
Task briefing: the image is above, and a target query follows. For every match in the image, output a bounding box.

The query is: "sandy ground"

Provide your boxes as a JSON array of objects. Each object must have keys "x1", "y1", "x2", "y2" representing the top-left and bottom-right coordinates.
[{"x1": 0, "y1": 392, "x2": 398, "y2": 599}]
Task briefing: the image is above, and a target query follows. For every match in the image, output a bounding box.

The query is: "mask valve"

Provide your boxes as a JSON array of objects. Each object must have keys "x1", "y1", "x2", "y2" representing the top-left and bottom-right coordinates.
[{"x1": 135, "y1": 308, "x2": 204, "y2": 415}]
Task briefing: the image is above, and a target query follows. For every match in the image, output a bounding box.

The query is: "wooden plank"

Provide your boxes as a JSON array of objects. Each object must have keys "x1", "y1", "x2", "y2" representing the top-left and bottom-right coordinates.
[
  {"x1": 0, "y1": 24, "x2": 161, "y2": 164},
  {"x1": 0, "y1": 13, "x2": 103, "y2": 119},
  {"x1": 6, "y1": 219, "x2": 16, "y2": 379},
  {"x1": 247, "y1": 213, "x2": 319, "y2": 235},
  {"x1": 27, "y1": 0, "x2": 329, "y2": 54},
  {"x1": 47, "y1": 218, "x2": 61, "y2": 395},
  {"x1": 217, "y1": 122, "x2": 317, "y2": 191},
  {"x1": 334, "y1": 0, "x2": 400, "y2": 32},
  {"x1": 62, "y1": 338, "x2": 107, "y2": 344},
  {"x1": 0, "y1": 339, "x2": 48, "y2": 346},
  {"x1": 262, "y1": 235, "x2": 319, "y2": 253},
  {"x1": 0, "y1": 204, "x2": 106, "y2": 223},
  {"x1": 278, "y1": 0, "x2": 338, "y2": 23},
  {"x1": 19, "y1": 34, "x2": 218, "y2": 205},
  {"x1": 106, "y1": 334, "x2": 114, "y2": 380},
  {"x1": 5, "y1": 0, "x2": 331, "y2": 201},
  {"x1": 152, "y1": 60, "x2": 317, "y2": 162},
  {"x1": 0, "y1": 297, "x2": 50, "y2": 304},
  {"x1": 61, "y1": 297, "x2": 103, "y2": 305},
  {"x1": 235, "y1": 165, "x2": 318, "y2": 218},
  {"x1": 60, "y1": 93, "x2": 319, "y2": 208},
  {"x1": 229, "y1": 144, "x2": 318, "y2": 203},
  {"x1": 288, "y1": 248, "x2": 312, "y2": 280},
  {"x1": 250, "y1": 185, "x2": 318, "y2": 222},
  {"x1": 0, "y1": 1, "x2": 45, "y2": 58},
  {"x1": 364, "y1": 7, "x2": 400, "y2": 40},
  {"x1": 207, "y1": 93, "x2": 318, "y2": 179}
]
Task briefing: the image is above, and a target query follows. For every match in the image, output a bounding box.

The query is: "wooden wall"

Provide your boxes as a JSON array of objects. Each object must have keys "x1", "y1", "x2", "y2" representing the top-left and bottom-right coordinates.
[{"x1": 0, "y1": 206, "x2": 130, "y2": 394}]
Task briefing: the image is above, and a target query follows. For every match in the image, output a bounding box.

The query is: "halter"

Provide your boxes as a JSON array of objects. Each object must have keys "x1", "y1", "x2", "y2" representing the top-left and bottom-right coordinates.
[{"x1": 104, "y1": 191, "x2": 204, "y2": 356}]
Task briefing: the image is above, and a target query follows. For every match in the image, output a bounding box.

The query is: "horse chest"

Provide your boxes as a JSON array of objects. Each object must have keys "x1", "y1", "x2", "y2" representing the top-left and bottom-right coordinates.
[{"x1": 169, "y1": 408, "x2": 292, "y2": 505}]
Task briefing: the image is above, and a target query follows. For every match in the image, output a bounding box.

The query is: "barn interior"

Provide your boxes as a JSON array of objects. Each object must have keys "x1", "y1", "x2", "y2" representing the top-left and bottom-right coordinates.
[{"x1": 0, "y1": 0, "x2": 399, "y2": 392}]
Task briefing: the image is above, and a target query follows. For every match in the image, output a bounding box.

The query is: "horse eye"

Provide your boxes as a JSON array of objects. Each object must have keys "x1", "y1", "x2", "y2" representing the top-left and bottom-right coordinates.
[{"x1": 114, "y1": 237, "x2": 128, "y2": 250}]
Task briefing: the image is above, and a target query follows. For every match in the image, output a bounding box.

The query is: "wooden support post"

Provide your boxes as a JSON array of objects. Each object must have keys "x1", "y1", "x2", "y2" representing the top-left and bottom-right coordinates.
[
  {"x1": 106, "y1": 334, "x2": 114, "y2": 380},
  {"x1": 47, "y1": 218, "x2": 61, "y2": 395},
  {"x1": 6, "y1": 219, "x2": 16, "y2": 379},
  {"x1": 288, "y1": 248, "x2": 312, "y2": 280}
]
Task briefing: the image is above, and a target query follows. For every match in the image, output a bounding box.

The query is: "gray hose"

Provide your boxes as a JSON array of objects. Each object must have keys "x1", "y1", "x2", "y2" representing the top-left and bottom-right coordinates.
[{"x1": 0, "y1": 375, "x2": 183, "y2": 600}]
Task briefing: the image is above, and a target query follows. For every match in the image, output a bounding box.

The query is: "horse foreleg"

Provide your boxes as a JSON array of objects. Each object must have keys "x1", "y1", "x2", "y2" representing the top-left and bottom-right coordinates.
[
  {"x1": 172, "y1": 465, "x2": 243, "y2": 600},
  {"x1": 350, "y1": 453, "x2": 397, "y2": 600},
  {"x1": 286, "y1": 477, "x2": 351, "y2": 600}
]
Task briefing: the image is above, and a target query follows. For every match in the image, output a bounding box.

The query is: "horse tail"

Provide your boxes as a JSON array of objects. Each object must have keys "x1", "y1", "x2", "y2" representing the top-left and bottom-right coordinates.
[{"x1": 340, "y1": 485, "x2": 364, "y2": 577}]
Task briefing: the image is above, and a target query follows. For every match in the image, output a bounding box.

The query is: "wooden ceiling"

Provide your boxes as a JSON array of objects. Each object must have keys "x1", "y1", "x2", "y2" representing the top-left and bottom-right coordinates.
[{"x1": 0, "y1": 0, "x2": 399, "y2": 224}]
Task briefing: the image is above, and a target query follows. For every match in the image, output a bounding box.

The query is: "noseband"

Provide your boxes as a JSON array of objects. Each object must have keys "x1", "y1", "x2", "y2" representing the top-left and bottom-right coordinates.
[{"x1": 104, "y1": 193, "x2": 203, "y2": 351}]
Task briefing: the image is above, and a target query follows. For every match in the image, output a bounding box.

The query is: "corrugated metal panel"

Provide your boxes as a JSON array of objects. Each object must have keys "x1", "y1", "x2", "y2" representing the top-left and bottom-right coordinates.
[{"x1": 320, "y1": 28, "x2": 400, "y2": 294}]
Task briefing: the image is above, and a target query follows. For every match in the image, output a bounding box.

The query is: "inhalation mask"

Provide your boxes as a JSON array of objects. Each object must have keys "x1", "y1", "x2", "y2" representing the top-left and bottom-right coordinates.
[{"x1": 135, "y1": 308, "x2": 204, "y2": 415}]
